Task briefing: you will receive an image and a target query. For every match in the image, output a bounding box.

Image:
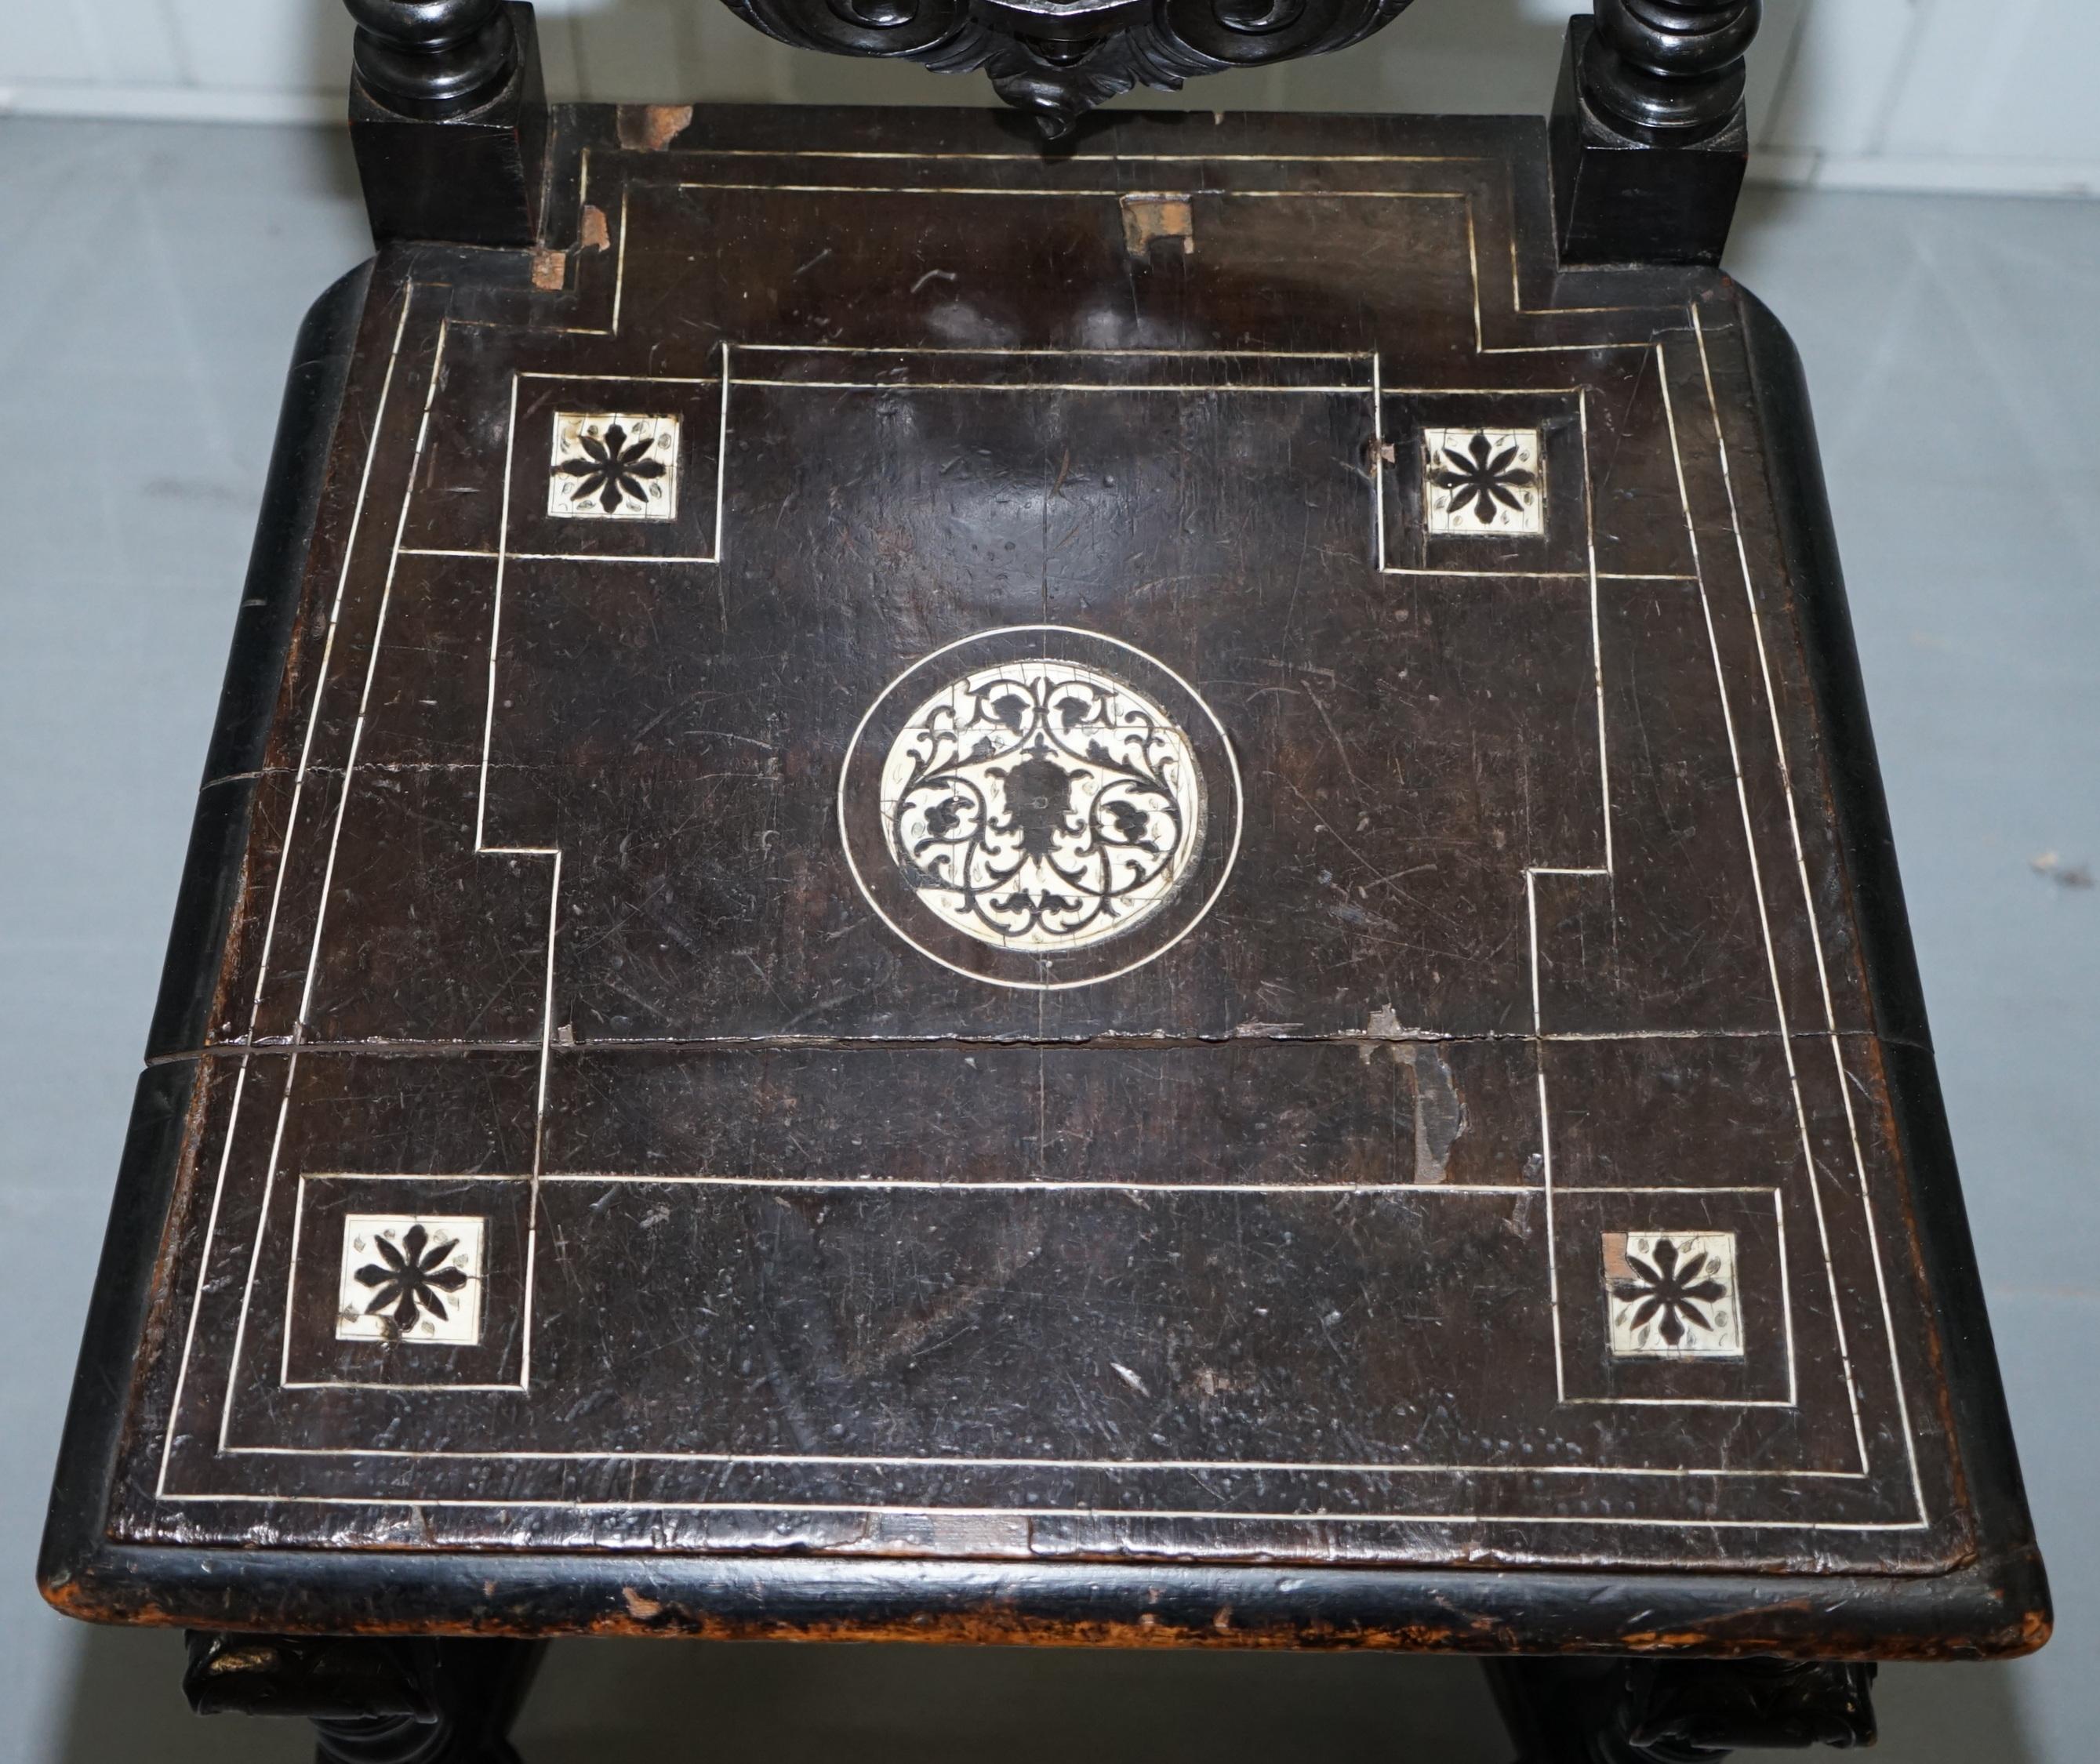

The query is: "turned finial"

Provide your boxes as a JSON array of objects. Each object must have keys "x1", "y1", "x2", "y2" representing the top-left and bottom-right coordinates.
[
  {"x1": 345, "y1": 0, "x2": 521, "y2": 119},
  {"x1": 1583, "y1": 0, "x2": 1762, "y2": 139}
]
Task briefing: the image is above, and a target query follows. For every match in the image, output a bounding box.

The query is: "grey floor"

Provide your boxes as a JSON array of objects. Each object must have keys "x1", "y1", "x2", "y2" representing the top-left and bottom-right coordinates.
[{"x1": 1, "y1": 117, "x2": 2092, "y2": 1762}]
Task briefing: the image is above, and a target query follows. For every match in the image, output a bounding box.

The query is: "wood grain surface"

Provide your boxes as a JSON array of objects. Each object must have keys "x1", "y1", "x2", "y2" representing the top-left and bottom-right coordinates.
[{"x1": 46, "y1": 104, "x2": 2045, "y2": 1650}]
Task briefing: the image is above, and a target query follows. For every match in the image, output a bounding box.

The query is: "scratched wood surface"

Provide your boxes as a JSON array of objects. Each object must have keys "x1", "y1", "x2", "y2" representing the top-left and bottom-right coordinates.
[{"x1": 96, "y1": 104, "x2": 1977, "y2": 1588}]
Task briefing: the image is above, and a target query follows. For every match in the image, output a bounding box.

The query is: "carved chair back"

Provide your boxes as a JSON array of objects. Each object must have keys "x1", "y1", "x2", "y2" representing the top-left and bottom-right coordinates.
[
  {"x1": 345, "y1": 0, "x2": 1760, "y2": 141},
  {"x1": 342, "y1": 0, "x2": 1765, "y2": 266}
]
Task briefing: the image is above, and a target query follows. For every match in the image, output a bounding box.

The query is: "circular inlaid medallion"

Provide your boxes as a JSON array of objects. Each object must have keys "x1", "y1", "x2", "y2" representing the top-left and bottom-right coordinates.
[
  {"x1": 879, "y1": 659, "x2": 1203, "y2": 953},
  {"x1": 840, "y1": 627, "x2": 1241, "y2": 990}
]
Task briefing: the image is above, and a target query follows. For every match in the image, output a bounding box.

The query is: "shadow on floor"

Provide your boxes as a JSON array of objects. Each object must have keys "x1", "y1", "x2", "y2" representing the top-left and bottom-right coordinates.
[
  {"x1": 47, "y1": 1622, "x2": 2047, "y2": 1763},
  {"x1": 47, "y1": 1624, "x2": 1509, "y2": 1763},
  {"x1": 514, "y1": 1639, "x2": 1513, "y2": 1764}
]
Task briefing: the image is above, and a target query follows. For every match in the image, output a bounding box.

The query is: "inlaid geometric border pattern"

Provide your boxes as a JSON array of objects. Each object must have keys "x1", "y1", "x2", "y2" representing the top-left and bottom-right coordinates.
[{"x1": 151, "y1": 154, "x2": 1926, "y2": 1538}]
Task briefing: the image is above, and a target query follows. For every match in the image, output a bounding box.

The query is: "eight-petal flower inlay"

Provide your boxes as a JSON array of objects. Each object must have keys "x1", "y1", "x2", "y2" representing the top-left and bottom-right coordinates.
[
  {"x1": 1605, "y1": 1230, "x2": 1742, "y2": 1359},
  {"x1": 548, "y1": 412, "x2": 680, "y2": 521},
  {"x1": 1423, "y1": 426, "x2": 1544, "y2": 535},
  {"x1": 355, "y1": 1221, "x2": 469, "y2": 1332},
  {"x1": 336, "y1": 1214, "x2": 485, "y2": 1345}
]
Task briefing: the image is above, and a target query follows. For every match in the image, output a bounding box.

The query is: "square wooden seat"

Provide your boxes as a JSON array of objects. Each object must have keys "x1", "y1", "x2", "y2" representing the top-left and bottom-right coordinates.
[{"x1": 42, "y1": 80, "x2": 2047, "y2": 1764}]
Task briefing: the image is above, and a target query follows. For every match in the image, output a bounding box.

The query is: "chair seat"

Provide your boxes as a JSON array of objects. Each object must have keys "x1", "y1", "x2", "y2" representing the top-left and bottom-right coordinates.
[{"x1": 43, "y1": 102, "x2": 2043, "y2": 1657}]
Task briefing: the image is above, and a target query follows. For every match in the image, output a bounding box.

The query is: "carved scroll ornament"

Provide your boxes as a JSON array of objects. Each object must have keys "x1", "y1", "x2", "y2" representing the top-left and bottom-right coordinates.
[{"x1": 718, "y1": 0, "x2": 1419, "y2": 135}]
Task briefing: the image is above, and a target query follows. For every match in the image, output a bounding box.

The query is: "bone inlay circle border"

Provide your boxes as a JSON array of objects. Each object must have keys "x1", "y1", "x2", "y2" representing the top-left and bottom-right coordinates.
[{"x1": 841, "y1": 627, "x2": 1242, "y2": 990}]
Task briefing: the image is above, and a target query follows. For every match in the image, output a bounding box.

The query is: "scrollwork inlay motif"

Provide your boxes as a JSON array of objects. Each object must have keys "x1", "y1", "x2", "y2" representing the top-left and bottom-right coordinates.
[{"x1": 879, "y1": 659, "x2": 1204, "y2": 953}]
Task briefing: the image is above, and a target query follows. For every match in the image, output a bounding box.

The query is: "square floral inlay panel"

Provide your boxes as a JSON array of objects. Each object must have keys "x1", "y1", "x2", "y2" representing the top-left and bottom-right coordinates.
[
  {"x1": 1604, "y1": 1230, "x2": 1743, "y2": 1359},
  {"x1": 336, "y1": 1214, "x2": 485, "y2": 1345},
  {"x1": 548, "y1": 412, "x2": 681, "y2": 521},
  {"x1": 1423, "y1": 426, "x2": 1543, "y2": 535}
]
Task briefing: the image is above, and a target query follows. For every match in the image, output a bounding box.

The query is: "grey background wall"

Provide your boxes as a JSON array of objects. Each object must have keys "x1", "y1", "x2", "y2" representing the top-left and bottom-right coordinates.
[{"x1": 4, "y1": 0, "x2": 2100, "y2": 196}]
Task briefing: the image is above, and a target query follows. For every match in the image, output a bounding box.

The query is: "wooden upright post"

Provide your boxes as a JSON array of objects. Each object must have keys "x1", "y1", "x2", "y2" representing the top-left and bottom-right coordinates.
[
  {"x1": 346, "y1": 0, "x2": 548, "y2": 247},
  {"x1": 1551, "y1": 0, "x2": 1761, "y2": 266}
]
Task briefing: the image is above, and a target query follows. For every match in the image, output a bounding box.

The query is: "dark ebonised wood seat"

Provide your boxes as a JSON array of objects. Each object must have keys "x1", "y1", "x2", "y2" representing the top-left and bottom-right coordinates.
[{"x1": 41, "y1": 4, "x2": 2049, "y2": 1759}]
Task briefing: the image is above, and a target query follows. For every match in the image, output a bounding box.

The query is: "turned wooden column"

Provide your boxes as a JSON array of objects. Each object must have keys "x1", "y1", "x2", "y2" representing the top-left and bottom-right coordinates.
[
  {"x1": 346, "y1": 0, "x2": 548, "y2": 247},
  {"x1": 1551, "y1": 0, "x2": 1761, "y2": 266}
]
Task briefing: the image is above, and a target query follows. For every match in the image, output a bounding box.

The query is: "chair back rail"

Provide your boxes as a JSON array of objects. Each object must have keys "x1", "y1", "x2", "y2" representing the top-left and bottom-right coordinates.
[{"x1": 341, "y1": 0, "x2": 1763, "y2": 261}]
